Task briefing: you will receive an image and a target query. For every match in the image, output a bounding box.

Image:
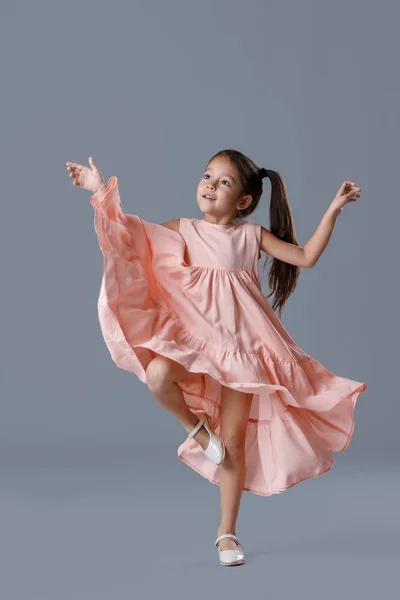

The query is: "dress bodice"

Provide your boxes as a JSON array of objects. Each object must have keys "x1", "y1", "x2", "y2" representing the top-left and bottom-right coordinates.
[{"x1": 179, "y1": 218, "x2": 261, "y2": 275}]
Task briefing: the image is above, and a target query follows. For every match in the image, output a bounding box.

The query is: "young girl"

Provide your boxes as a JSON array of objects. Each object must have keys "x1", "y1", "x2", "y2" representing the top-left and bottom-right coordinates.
[{"x1": 66, "y1": 149, "x2": 367, "y2": 567}]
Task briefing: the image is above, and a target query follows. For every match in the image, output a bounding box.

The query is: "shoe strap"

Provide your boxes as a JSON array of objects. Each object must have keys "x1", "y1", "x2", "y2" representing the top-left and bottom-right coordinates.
[
  {"x1": 187, "y1": 419, "x2": 204, "y2": 439},
  {"x1": 215, "y1": 534, "x2": 242, "y2": 548}
]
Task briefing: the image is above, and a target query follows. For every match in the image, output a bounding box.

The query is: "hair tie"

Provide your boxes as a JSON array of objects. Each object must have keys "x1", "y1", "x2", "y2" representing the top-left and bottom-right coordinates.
[{"x1": 259, "y1": 167, "x2": 269, "y2": 179}]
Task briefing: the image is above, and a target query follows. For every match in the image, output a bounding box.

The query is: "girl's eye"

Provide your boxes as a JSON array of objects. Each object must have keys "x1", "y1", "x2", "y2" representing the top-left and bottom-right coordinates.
[{"x1": 203, "y1": 174, "x2": 230, "y2": 186}]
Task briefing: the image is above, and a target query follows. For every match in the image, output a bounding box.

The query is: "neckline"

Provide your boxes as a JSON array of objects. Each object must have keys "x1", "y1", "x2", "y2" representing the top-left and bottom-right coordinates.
[{"x1": 198, "y1": 218, "x2": 239, "y2": 229}]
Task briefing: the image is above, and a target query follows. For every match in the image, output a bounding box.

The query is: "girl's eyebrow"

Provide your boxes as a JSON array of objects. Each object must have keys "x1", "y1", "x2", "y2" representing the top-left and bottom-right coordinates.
[{"x1": 204, "y1": 168, "x2": 236, "y2": 183}]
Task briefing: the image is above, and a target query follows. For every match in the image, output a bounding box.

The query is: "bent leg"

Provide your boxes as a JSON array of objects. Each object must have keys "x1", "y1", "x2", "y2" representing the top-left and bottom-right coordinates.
[{"x1": 145, "y1": 354, "x2": 210, "y2": 448}]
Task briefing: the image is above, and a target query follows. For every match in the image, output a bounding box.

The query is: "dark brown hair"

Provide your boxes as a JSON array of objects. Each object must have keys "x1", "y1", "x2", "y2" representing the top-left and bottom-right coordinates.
[{"x1": 206, "y1": 149, "x2": 301, "y2": 318}]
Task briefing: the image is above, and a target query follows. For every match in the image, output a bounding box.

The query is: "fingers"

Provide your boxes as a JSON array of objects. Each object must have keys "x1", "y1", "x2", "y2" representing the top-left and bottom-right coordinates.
[
  {"x1": 66, "y1": 157, "x2": 102, "y2": 191},
  {"x1": 66, "y1": 162, "x2": 83, "y2": 170},
  {"x1": 342, "y1": 180, "x2": 361, "y2": 197},
  {"x1": 339, "y1": 180, "x2": 355, "y2": 195},
  {"x1": 335, "y1": 181, "x2": 361, "y2": 211},
  {"x1": 345, "y1": 182, "x2": 361, "y2": 205},
  {"x1": 66, "y1": 161, "x2": 82, "y2": 186},
  {"x1": 343, "y1": 180, "x2": 359, "y2": 190},
  {"x1": 68, "y1": 171, "x2": 79, "y2": 184},
  {"x1": 347, "y1": 185, "x2": 361, "y2": 198},
  {"x1": 88, "y1": 156, "x2": 98, "y2": 171}
]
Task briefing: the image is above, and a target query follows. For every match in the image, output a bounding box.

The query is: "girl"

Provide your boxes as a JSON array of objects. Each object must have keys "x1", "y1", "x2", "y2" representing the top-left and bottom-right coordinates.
[{"x1": 66, "y1": 149, "x2": 367, "y2": 567}]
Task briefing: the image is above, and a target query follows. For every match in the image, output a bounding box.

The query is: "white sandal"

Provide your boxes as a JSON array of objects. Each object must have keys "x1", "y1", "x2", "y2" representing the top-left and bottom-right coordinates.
[
  {"x1": 215, "y1": 534, "x2": 246, "y2": 566},
  {"x1": 186, "y1": 417, "x2": 225, "y2": 465}
]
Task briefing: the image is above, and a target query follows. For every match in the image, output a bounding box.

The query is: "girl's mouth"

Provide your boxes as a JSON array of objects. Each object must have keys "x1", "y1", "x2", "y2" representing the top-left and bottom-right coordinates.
[{"x1": 203, "y1": 195, "x2": 216, "y2": 201}]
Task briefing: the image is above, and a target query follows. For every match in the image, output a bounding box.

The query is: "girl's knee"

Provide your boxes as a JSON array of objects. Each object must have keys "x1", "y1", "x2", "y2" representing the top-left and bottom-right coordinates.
[
  {"x1": 220, "y1": 434, "x2": 247, "y2": 460},
  {"x1": 145, "y1": 356, "x2": 174, "y2": 393}
]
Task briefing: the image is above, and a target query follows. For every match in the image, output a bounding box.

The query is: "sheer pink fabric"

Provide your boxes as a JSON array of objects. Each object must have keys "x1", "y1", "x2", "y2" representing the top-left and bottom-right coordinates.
[{"x1": 90, "y1": 176, "x2": 367, "y2": 497}]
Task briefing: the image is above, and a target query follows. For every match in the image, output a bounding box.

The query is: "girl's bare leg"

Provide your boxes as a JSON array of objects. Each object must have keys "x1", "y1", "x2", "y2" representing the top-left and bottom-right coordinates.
[
  {"x1": 145, "y1": 354, "x2": 210, "y2": 450},
  {"x1": 146, "y1": 355, "x2": 253, "y2": 551},
  {"x1": 216, "y1": 386, "x2": 253, "y2": 551}
]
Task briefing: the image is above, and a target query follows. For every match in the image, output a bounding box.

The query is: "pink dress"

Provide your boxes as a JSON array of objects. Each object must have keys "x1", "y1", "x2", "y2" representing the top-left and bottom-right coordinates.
[{"x1": 90, "y1": 176, "x2": 367, "y2": 497}]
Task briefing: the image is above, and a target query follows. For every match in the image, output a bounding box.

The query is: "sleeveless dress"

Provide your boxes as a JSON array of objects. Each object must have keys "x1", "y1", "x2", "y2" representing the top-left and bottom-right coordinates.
[{"x1": 90, "y1": 176, "x2": 367, "y2": 497}]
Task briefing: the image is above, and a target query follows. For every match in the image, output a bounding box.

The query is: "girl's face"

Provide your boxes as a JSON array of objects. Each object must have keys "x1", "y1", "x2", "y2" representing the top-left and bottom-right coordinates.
[{"x1": 196, "y1": 156, "x2": 252, "y2": 224}]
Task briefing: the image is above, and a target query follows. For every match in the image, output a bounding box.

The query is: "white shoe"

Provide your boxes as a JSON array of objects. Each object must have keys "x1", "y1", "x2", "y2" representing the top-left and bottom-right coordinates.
[
  {"x1": 186, "y1": 417, "x2": 225, "y2": 465},
  {"x1": 215, "y1": 534, "x2": 246, "y2": 566}
]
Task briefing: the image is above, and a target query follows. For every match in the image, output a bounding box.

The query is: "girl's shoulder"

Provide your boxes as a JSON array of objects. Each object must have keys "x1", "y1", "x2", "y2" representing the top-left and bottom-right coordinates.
[
  {"x1": 159, "y1": 217, "x2": 197, "y2": 235},
  {"x1": 160, "y1": 218, "x2": 181, "y2": 232},
  {"x1": 242, "y1": 219, "x2": 262, "y2": 238},
  {"x1": 245, "y1": 219, "x2": 261, "y2": 229}
]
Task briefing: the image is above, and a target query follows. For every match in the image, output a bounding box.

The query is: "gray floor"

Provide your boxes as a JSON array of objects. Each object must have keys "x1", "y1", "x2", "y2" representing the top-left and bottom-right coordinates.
[{"x1": 2, "y1": 443, "x2": 398, "y2": 599}]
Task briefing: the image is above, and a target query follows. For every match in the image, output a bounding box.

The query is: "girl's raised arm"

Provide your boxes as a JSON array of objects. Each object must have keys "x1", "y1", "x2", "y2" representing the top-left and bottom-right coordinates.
[{"x1": 260, "y1": 180, "x2": 361, "y2": 268}]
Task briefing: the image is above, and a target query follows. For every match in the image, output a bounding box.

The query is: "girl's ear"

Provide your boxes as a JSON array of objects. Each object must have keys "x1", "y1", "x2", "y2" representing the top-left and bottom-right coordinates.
[{"x1": 237, "y1": 194, "x2": 253, "y2": 211}]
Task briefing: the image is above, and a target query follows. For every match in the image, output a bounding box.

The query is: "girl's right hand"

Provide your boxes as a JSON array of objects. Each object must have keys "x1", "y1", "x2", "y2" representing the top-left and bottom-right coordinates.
[{"x1": 66, "y1": 156, "x2": 107, "y2": 193}]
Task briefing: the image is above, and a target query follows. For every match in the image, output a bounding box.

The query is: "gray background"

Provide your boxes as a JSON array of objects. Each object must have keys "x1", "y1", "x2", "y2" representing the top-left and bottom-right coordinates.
[{"x1": 1, "y1": 0, "x2": 395, "y2": 597}]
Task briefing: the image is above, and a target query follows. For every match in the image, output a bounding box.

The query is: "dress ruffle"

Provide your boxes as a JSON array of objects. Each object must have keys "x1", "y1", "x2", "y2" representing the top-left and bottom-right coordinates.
[{"x1": 90, "y1": 176, "x2": 367, "y2": 497}]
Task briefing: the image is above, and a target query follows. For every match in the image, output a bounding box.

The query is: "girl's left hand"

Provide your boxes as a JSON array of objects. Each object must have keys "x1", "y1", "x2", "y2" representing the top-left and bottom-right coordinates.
[{"x1": 331, "y1": 181, "x2": 361, "y2": 212}]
